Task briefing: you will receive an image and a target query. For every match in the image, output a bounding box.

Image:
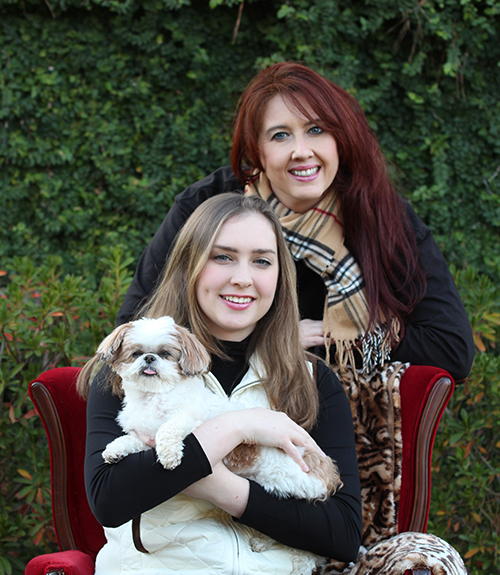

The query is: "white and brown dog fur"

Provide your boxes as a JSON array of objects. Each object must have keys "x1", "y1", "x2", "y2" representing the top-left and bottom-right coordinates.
[{"x1": 99, "y1": 316, "x2": 342, "y2": 505}]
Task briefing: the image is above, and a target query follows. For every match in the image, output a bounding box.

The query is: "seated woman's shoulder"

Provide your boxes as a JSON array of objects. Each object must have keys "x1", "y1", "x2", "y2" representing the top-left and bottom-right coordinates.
[{"x1": 306, "y1": 353, "x2": 344, "y2": 393}]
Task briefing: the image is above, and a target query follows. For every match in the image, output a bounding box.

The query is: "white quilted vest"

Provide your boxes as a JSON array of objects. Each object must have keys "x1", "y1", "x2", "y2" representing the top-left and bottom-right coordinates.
[{"x1": 94, "y1": 360, "x2": 321, "y2": 575}]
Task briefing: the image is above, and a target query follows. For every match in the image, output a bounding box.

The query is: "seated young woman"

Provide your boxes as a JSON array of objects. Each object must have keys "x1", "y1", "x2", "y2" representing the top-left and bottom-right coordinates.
[{"x1": 78, "y1": 193, "x2": 362, "y2": 574}]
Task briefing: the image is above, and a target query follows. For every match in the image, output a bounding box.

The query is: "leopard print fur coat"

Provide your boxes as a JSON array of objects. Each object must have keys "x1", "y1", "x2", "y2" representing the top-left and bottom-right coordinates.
[{"x1": 321, "y1": 363, "x2": 467, "y2": 575}]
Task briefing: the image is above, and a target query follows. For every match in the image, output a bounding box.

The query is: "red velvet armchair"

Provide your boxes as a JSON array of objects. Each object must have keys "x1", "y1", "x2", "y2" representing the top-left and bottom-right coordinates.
[{"x1": 25, "y1": 365, "x2": 454, "y2": 575}]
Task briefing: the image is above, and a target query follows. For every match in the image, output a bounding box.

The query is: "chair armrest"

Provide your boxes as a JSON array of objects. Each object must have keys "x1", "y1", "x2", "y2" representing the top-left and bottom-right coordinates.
[
  {"x1": 30, "y1": 381, "x2": 77, "y2": 550},
  {"x1": 408, "y1": 376, "x2": 453, "y2": 532},
  {"x1": 29, "y1": 368, "x2": 106, "y2": 557},
  {"x1": 399, "y1": 365, "x2": 454, "y2": 533},
  {"x1": 25, "y1": 550, "x2": 95, "y2": 575}
]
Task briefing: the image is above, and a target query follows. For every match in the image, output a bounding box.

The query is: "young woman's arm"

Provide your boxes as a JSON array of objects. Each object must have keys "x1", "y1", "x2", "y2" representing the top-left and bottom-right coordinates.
[
  {"x1": 180, "y1": 407, "x2": 325, "y2": 517},
  {"x1": 84, "y1": 365, "x2": 328, "y2": 528}
]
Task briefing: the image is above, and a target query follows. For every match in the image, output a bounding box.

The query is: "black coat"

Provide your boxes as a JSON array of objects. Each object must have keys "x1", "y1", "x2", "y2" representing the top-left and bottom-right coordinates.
[{"x1": 116, "y1": 166, "x2": 475, "y2": 382}]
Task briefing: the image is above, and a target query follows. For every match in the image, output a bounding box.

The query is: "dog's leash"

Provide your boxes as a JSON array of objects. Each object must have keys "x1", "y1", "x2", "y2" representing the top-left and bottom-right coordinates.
[{"x1": 132, "y1": 515, "x2": 150, "y2": 554}]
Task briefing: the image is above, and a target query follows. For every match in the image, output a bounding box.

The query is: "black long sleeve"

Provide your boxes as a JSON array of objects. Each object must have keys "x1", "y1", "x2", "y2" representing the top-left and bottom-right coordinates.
[
  {"x1": 390, "y1": 203, "x2": 475, "y2": 381},
  {"x1": 116, "y1": 166, "x2": 475, "y2": 381}
]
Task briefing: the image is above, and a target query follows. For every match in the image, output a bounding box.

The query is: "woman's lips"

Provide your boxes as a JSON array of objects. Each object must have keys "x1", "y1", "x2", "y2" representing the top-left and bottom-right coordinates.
[
  {"x1": 220, "y1": 295, "x2": 255, "y2": 309},
  {"x1": 289, "y1": 166, "x2": 320, "y2": 181}
]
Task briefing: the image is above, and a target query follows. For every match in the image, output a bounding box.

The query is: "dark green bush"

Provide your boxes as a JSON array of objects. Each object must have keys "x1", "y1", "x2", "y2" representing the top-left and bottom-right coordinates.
[
  {"x1": 428, "y1": 266, "x2": 500, "y2": 573},
  {"x1": 0, "y1": 0, "x2": 499, "y2": 573},
  {"x1": 1, "y1": 0, "x2": 499, "y2": 280}
]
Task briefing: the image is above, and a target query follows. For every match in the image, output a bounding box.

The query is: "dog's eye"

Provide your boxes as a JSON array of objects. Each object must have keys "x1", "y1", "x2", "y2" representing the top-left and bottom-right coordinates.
[
  {"x1": 158, "y1": 350, "x2": 171, "y2": 359},
  {"x1": 131, "y1": 351, "x2": 143, "y2": 358}
]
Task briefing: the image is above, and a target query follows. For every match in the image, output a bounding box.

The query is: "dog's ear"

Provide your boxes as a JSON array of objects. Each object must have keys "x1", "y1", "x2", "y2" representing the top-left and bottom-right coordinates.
[
  {"x1": 174, "y1": 325, "x2": 211, "y2": 376},
  {"x1": 97, "y1": 322, "x2": 134, "y2": 364}
]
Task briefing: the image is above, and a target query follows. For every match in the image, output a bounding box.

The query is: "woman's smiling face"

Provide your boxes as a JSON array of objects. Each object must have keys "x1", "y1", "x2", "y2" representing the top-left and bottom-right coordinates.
[
  {"x1": 258, "y1": 94, "x2": 339, "y2": 213},
  {"x1": 195, "y1": 213, "x2": 279, "y2": 342}
]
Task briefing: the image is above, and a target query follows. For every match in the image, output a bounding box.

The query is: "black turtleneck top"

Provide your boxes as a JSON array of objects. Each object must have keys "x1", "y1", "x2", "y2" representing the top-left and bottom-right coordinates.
[
  {"x1": 210, "y1": 338, "x2": 249, "y2": 394},
  {"x1": 84, "y1": 338, "x2": 362, "y2": 562}
]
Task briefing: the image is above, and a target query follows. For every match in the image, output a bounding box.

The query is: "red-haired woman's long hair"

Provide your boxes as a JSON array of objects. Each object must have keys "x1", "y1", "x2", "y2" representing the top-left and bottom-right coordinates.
[{"x1": 231, "y1": 61, "x2": 426, "y2": 341}]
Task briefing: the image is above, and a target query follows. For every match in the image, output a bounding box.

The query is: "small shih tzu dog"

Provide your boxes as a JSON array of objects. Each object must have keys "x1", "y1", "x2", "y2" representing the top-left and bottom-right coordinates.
[{"x1": 98, "y1": 316, "x2": 342, "y2": 503}]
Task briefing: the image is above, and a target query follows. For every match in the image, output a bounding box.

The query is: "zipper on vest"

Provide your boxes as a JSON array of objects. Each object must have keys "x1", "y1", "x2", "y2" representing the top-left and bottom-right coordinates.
[{"x1": 222, "y1": 514, "x2": 242, "y2": 575}]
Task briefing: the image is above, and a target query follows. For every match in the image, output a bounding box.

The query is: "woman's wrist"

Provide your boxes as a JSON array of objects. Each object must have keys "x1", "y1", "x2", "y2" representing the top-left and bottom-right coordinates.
[
  {"x1": 182, "y1": 463, "x2": 250, "y2": 518},
  {"x1": 192, "y1": 411, "x2": 246, "y2": 467}
]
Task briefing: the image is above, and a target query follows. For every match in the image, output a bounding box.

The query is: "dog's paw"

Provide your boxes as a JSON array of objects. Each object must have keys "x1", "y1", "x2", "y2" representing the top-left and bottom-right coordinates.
[
  {"x1": 156, "y1": 437, "x2": 184, "y2": 469},
  {"x1": 155, "y1": 426, "x2": 185, "y2": 470},
  {"x1": 157, "y1": 449, "x2": 183, "y2": 470},
  {"x1": 249, "y1": 535, "x2": 273, "y2": 553},
  {"x1": 102, "y1": 448, "x2": 125, "y2": 464},
  {"x1": 102, "y1": 435, "x2": 148, "y2": 464}
]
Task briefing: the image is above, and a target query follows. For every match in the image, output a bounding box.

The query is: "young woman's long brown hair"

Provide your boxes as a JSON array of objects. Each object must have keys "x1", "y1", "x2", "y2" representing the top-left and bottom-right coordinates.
[
  {"x1": 79, "y1": 194, "x2": 319, "y2": 430},
  {"x1": 231, "y1": 62, "x2": 426, "y2": 344}
]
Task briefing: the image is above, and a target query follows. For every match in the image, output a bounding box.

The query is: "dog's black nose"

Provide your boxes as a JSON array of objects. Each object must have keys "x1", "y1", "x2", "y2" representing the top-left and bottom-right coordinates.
[{"x1": 144, "y1": 355, "x2": 155, "y2": 364}]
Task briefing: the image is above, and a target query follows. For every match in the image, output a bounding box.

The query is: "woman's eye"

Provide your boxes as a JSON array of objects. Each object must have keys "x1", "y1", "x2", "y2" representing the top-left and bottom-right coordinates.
[
  {"x1": 255, "y1": 258, "x2": 272, "y2": 267},
  {"x1": 271, "y1": 131, "x2": 288, "y2": 141},
  {"x1": 214, "y1": 254, "x2": 231, "y2": 262},
  {"x1": 309, "y1": 126, "x2": 323, "y2": 135}
]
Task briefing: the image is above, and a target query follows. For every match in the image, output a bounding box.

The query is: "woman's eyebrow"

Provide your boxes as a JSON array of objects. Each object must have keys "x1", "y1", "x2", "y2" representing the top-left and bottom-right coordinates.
[
  {"x1": 263, "y1": 124, "x2": 289, "y2": 136},
  {"x1": 213, "y1": 244, "x2": 276, "y2": 255},
  {"x1": 252, "y1": 248, "x2": 277, "y2": 255}
]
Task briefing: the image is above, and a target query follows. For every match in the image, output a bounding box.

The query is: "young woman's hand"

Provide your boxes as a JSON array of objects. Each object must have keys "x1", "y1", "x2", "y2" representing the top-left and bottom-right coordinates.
[
  {"x1": 192, "y1": 407, "x2": 325, "y2": 473},
  {"x1": 299, "y1": 319, "x2": 324, "y2": 349},
  {"x1": 234, "y1": 407, "x2": 325, "y2": 471},
  {"x1": 186, "y1": 408, "x2": 326, "y2": 516}
]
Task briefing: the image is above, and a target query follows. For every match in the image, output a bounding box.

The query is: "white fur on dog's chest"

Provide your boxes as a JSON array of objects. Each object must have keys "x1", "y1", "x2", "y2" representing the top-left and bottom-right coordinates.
[{"x1": 118, "y1": 378, "x2": 222, "y2": 436}]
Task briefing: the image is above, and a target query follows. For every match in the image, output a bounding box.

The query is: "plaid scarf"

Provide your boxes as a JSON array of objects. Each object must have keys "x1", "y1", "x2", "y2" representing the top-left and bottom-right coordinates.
[{"x1": 245, "y1": 173, "x2": 396, "y2": 373}]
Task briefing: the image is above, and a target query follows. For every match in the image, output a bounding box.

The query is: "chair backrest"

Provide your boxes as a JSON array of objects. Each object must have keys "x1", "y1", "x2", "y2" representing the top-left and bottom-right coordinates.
[
  {"x1": 29, "y1": 365, "x2": 453, "y2": 559},
  {"x1": 29, "y1": 367, "x2": 106, "y2": 558}
]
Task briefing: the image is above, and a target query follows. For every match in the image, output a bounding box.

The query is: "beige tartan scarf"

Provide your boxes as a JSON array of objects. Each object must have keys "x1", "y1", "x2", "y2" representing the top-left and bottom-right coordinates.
[{"x1": 245, "y1": 173, "x2": 396, "y2": 373}]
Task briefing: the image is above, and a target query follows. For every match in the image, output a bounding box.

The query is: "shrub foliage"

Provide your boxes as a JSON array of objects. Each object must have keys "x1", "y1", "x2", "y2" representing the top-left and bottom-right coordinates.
[
  {"x1": 0, "y1": 249, "x2": 133, "y2": 573},
  {"x1": 0, "y1": 0, "x2": 499, "y2": 573}
]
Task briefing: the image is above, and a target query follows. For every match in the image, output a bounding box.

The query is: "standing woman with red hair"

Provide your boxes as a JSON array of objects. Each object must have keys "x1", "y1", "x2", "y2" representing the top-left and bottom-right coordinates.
[{"x1": 118, "y1": 61, "x2": 474, "y2": 382}]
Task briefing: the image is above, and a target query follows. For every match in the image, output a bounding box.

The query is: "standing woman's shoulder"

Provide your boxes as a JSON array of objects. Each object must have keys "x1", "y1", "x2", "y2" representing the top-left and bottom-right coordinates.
[
  {"x1": 173, "y1": 166, "x2": 243, "y2": 215},
  {"x1": 399, "y1": 197, "x2": 433, "y2": 244}
]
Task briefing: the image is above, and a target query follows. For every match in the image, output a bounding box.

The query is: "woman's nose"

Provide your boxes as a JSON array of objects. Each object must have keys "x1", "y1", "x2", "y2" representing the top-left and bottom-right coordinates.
[
  {"x1": 230, "y1": 264, "x2": 253, "y2": 287},
  {"x1": 291, "y1": 135, "x2": 313, "y2": 160}
]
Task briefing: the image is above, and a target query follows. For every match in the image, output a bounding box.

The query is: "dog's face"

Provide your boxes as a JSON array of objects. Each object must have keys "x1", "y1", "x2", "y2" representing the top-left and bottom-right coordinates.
[{"x1": 97, "y1": 316, "x2": 211, "y2": 393}]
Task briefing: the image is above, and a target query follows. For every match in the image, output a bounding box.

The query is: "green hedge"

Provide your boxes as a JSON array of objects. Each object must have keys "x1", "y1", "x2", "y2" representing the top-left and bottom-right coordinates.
[
  {"x1": 1, "y1": 0, "x2": 499, "y2": 573},
  {"x1": 1, "y1": 0, "x2": 499, "y2": 280},
  {"x1": 427, "y1": 266, "x2": 500, "y2": 571}
]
